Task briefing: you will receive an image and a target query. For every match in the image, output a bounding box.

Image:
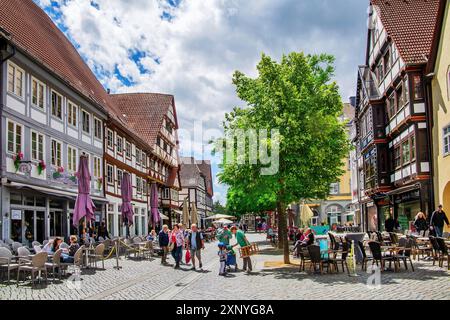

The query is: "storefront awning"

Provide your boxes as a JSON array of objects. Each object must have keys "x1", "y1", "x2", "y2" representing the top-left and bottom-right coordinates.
[
  {"x1": 385, "y1": 184, "x2": 420, "y2": 196},
  {"x1": 7, "y1": 182, "x2": 108, "y2": 203}
]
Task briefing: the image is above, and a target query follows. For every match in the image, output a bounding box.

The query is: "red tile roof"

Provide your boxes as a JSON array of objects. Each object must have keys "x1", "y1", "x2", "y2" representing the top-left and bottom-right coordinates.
[
  {"x1": 372, "y1": 0, "x2": 442, "y2": 65},
  {"x1": 110, "y1": 93, "x2": 175, "y2": 147},
  {"x1": 0, "y1": 0, "x2": 113, "y2": 114}
]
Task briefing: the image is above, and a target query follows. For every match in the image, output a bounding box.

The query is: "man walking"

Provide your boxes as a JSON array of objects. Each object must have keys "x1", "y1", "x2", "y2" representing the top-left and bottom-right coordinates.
[
  {"x1": 158, "y1": 224, "x2": 170, "y2": 265},
  {"x1": 231, "y1": 225, "x2": 252, "y2": 272},
  {"x1": 186, "y1": 224, "x2": 204, "y2": 270},
  {"x1": 430, "y1": 205, "x2": 450, "y2": 237}
]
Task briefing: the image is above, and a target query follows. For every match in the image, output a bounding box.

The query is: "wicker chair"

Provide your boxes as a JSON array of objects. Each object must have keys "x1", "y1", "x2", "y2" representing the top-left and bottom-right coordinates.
[
  {"x1": 31, "y1": 241, "x2": 41, "y2": 247},
  {"x1": 429, "y1": 236, "x2": 441, "y2": 266},
  {"x1": 17, "y1": 251, "x2": 48, "y2": 288},
  {"x1": 358, "y1": 241, "x2": 373, "y2": 271},
  {"x1": 435, "y1": 237, "x2": 449, "y2": 270},
  {"x1": 328, "y1": 241, "x2": 350, "y2": 274},
  {"x1": 12, "y1": 242, "x2": 23, "y2": 254},
  {"x1": 138, "y1": 241, "x2": 154, "y2": 260},
  {"x1": 307, "y1": 245, "x2": 326, "y2": 274},
  {"x1": 395, "y1": 238, "x2": 414, "y2": 271},
  {"x1": 88, "y1": 244, "x2": 105, "y2": 269},
  {"x1": 17, "y1": 247, "x2": 32, "y2": 260},
  {"x1": 368, "y1": 241, "x2": 395, "y2": 271},
  {"x1": 45, "y1": 248, "x2": 64, "y2": 280},
  {"x1": 0, "y1": 247, "x2": 19, "y2": 283}
]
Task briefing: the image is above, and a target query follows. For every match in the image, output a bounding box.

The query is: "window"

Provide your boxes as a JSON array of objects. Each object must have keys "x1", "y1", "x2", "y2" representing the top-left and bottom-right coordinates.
[
  {"x1": 403, "y1": 76, "x2": 409, "y2": 104},
  {"x1": 329, "y1": 183, "x2": 340, "y2": 195},
  {"x1": 397, "y1": 85, "x2": 404, "y2": 109},
  {"x1": 67, "y1": 146, "x2": 77, "y2": 172},
  {"x1": 107, "y1": 164, "x2": 114, "y2": 184},
  {"x1": 82, "y1": 110, "x2": 90, "y2": 134},
  {"x1": 136, "y1": 148, "x2": 141, "y2": 165},
  {"x1": 93, "y1": 156, "x2": 101, "y2": 178},
  {"x1": 31, "y1": 131, "x2": 44, "y2": 161},
  {"x1": 412, "y1": 75, "x2": 423, "y2": 100},
  {"x1": 394, "y1": 145, "x2": 401, "y2": 169},
  {"x1": 136, "y1": 177, "x2": 142, "y2": 194},
  {"x1": 410, "y1": 135, "x2": 416, "y2": 161},
  {"x1": 117, "y1": 169, "x2": 123, "y2": 188},
  {"x1": 68, "y1": 102, "x2": 78, "y2": 127},
  {"x1": 125, "y1": 142, "x2": 131, "y2": 158},
  {"x1": 94, "y1": 117, "x2": 102, "y2": 140},
  {"x1": 401, "y1": 140, "x2": 410, "y2": 164},
  {"x1": 7, "y1": 63, "x2": 24, "y2": 97},
  {"x1": 383, "y1": 49, "x2": 391, "y2": 74},
  {"x1": 117, "y1": 136, "x2": 123, "y2": 153},
  {"x1": 163, "y1": 188, "x2": 170, "y2": 199},
  {"x1": 51, "y1": 91, "x2": 63, "y2": 119},
  {"x1": 107, "y1": 129, "x2": 114, "y2": 149},
  {"x1": 51, "y1": 139, "x2": 62, "y2": 167},
  {"x1": 142, "y1": 153, "x2": 147, "y2": 167},
  {"x1": 31, "y1": 77, "x2": 45, "y2": 109},
  {"x1": 388, "y1": 94, "x2": 396, "y2": 119},
  {"x1": 7, "y1": 120, "x2": 23, "y2": 154},
  {"x1": 444, "y1": 125, "x2": 450, "y2": 156}
]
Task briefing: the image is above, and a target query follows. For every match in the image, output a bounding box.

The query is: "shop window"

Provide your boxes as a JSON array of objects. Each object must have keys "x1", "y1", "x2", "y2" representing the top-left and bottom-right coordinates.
[{"x1": 35, "y1": 197, "x2": 46, "y2": 207}]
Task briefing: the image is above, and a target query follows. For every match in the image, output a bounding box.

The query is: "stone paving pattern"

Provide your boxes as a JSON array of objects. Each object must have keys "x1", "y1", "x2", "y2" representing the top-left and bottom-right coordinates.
[{"x1": 0, "y1": 233, "x2": 449, "y2": 300}]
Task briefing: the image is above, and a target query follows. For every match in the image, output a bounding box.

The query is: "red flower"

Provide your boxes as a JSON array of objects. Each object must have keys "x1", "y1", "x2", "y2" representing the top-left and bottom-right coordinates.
[
  {"x1": 58, "y1": 166, "x2": 64, "y2": 173},
  {"x1": 18, "y1": 152, "x2": 23, "y2": 160},
  {"x1": 39, "y1": 160, "x2": 46, "y2": 169}
]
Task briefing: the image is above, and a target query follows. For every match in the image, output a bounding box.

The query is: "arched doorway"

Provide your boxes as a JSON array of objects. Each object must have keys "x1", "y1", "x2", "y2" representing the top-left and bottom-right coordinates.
[{"x1": 443, "y1": 182, "x2": 450, "y2": 233}]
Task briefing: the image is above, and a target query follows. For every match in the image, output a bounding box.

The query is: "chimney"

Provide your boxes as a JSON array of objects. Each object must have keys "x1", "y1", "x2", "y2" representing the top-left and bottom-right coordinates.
[{"x1": 107, "y1": 88, "x2": 111, "y2": 94}]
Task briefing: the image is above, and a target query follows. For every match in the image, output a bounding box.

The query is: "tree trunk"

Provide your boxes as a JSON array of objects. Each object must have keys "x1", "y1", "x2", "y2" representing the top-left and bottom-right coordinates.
[{"x1": 276, "y1": 200, "x2": 290, "y2": 264}]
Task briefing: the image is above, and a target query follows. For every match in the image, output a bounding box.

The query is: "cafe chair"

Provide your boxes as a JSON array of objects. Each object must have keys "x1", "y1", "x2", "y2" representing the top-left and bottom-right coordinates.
[
  {"x1": 368, "y1": 241, "x2": 395, "y2": 271},
  {"x1": 17, "y1": 251, "x2": 48, "y2": 288},
  {"x1": 89, "y1": 243, "x2": 105, "y2": 269},
  {"x1": 0, "y1": 247, "x2": 19, "y2": 283},
  {"x1": 358, "y1": 241, "x2": 373, "y2": 271},
  {"x1": 45, "y1": 248, "x2": 64, "y2": 280},
  {"x1": 395, "y1": 238, "x2": 414, "y2": 272},
  {"x1": 307, "y1": 245, "x2": 326, "y2": 275},
  {"x1": 435, "y1": 237, "x2": 449, "y2": 270}
]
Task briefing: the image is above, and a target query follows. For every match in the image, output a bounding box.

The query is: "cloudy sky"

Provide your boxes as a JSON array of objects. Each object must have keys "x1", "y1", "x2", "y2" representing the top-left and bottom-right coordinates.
[{"x1": 35, "y1": 0, "x2": 369, "y2": 205}]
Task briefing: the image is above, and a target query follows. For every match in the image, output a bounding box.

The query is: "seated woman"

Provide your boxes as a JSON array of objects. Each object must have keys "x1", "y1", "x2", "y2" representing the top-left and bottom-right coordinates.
[
  {"x1": 293, "y1": 229, "x2": 315, "y2": 253},
  {"x1": 61, "y1": 235, "x2": 80, "y2": 263}
]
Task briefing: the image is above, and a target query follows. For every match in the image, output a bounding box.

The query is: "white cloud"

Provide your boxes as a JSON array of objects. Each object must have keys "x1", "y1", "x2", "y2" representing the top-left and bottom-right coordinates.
[{"x1": 38, "y1": 0, "x2": 369, "y2": 205}]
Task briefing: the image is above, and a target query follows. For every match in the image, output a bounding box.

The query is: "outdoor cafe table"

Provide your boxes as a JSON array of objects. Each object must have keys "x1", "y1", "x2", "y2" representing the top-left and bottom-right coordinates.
[{"x1": 329, "y1": 232, "x2": 365, "y2": 263}]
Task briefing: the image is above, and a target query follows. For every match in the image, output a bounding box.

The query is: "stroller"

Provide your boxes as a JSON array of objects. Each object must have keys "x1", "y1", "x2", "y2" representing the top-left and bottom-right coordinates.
[{"x1": 226, "y1": 245, "x2": 238, "y2": 272}]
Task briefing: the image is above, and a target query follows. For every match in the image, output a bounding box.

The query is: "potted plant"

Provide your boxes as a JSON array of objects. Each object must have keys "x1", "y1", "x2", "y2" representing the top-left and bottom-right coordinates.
[
  {"x1": 37, "y1": 160, "x2": 46, "y2": 175},
  {"x1": 53, "y1": 166, "x2": 64, "y2": 179},
  {"x1": 12, "y1": 152, "x2": 23, "y2": 172},
  {"x1": 97, "y1": 177, "x2": 103, "y2": 190}
]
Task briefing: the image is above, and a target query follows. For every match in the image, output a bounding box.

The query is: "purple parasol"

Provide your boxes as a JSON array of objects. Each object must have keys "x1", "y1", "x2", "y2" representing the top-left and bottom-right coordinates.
[
  {"x1": 121, "y1": 172, "x2": 134, "y2": 226},
  {"x1": 150, "y1": 183, "x2": 160, "y2": 226},
  {"x1": 72, "y1": 155, "x2": 95, "y2": 227}
]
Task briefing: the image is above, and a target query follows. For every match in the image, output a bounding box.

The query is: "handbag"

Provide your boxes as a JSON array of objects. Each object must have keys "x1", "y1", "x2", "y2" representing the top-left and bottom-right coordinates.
[{"x1": 185, "y1": 249, "x2": 191, "y2": 264}]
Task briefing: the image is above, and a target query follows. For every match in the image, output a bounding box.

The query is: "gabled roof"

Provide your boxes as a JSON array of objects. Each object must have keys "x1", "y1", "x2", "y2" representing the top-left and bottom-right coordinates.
[
  {"x1": 0, "y1": 0, "x2": 112, "y2": 114},
  {"x1": 110, "y1": 93, "x2": 175, "y2": 148},
  {"x1": 371, "y1": 0, "x2": 442, "y2": 65}
]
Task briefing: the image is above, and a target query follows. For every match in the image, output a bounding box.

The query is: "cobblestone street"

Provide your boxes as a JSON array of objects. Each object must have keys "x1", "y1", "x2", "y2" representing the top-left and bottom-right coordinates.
[{"x1": 0, "y1": 233, "x2": 449, "y2": 300}]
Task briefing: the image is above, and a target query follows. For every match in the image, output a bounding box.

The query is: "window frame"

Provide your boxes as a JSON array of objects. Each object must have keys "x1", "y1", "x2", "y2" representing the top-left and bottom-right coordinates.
[
  {"x1": 106, "y1": 164, "x2": 114, "y2": 185},
  {"x1": 30, "y1": 130, "x2": 45, "y2": 162},
  {"x1": 67, "y1": 145, "x2": 78, "y2": 173},
  {"x1": 7, "y1": 62, "x2": 24, "y2": 99},
  {"x1": 51, "y1": 138, "x2": 63, "y2": 168},
  {"x1": 51, "y1": 90, "x2": 63, "y2": 120},
  {"x1": 31, "y1": 76, "x2": 46, "y2": 110},
  {"x1": 444, "y1": 125, "x2": 450, "y2": 157},
  {"x1": 67, "y1": 101, "x2": 78, "y2": 128},
  {"x1": 94, "y1": 117, "x2": 102, "y2": 140},
  {"x1": 117, "y1": 136, "x2": 123, "y2": 154},
  {"x1": 81, "y1": 109, "x2": 91, "y2": 134},
  {"x1": 125, "y1": 141, "x2": 132, "y2": 159},
  {"x1": 7, "y1": 119, "x2": 23, "y2": 155},
  {"x1": 117, "y1": 169, "x2": 123, "y2": 188},
  {"x1": 93, "y1": 156, "x2": 102, "y2": 178}
]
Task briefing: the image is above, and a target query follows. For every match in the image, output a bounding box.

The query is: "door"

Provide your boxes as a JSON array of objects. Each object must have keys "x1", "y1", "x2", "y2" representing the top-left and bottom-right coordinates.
[
  {"x1": 49, "y1": 210, "x2": 64, "y2": 238},
  {"x1": 35, "y1": 211, "x2": 45, "y2": 243},
  {"x1": 24, "y1": 210, "x2": 34, "y2": 246}
]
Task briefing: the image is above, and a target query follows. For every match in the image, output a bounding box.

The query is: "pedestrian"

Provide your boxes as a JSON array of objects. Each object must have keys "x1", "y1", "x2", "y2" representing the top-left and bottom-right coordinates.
[
  {"x1": 217, "y1": 225, "x2": 232, "y2": 245},
  {"x1": 178, "y1": 223, "x2": 187, "y2": 265},
  {"x1": 97, "y1": 221, "x2": 110, "y2": 239},
  {"x1": 413, "y1": 212, "x2": 428, "y2": 234},
  {"x1": 218, "y1": 242, "x2": 228, "y2": 276},
  {"x1": 169, "y1": 224, "x2": 184, "y2": 269},
  {"x1": 186, "y1": 224, "x2": 204, "y2": 270},
  {"x1": 385, "y1": 214, "x2": 395, "y2": 233},
  {"x1": 230, "y1": 225, "x2": 252, "y2": 272},
  {"x1": 158, "y1": 225, "x2": 170, "y2": 265},
  {"x1": 430, "y1": 205, "x2": 450, "y2": 238}
]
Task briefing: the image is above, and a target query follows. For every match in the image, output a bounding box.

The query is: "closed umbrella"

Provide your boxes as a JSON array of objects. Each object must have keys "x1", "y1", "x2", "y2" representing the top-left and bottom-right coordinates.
[
  {"x1": 300, "y1": 204, "x2": 314, "y2": 227},
  {"x1": 72, "y1": 155, "x2": 95, "y2": 227},
  {"x1": 191, "y1": 202, "x2": 198, "y2": 226},
  {"x1": 182, "y1": 198, "x2": 190, "y2": 227},
  {"x1": 150, "y1": 183, "x2": 160, "y2": 227},
  {"x1": 121, "y1": 172, "x2": 133, "y2": 228}
]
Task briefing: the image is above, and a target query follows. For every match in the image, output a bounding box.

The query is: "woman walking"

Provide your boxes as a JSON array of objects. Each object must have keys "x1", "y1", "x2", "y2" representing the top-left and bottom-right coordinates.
[
  {"x1": 170, "y1": 224, "x2": 184, "y2": 269},
  {"x1": 414, "y1": 212, "x2": 428, "y2": 234}
]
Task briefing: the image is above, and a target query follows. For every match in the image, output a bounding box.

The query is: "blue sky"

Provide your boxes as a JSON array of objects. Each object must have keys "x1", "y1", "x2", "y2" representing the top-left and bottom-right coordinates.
[{"x1": 34, "y1": 0, "x2": 369, "y2": 205}]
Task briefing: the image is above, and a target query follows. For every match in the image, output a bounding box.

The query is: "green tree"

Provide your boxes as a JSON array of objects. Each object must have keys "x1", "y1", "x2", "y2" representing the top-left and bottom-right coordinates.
[{"x1": 215, "y1": 52, "x2": 350, "y2": 263}]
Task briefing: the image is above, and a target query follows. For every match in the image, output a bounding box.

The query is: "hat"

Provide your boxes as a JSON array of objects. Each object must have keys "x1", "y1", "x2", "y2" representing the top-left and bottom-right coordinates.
[{"x1": 218, "y1": 242, "x2": 225, "y2": 248}]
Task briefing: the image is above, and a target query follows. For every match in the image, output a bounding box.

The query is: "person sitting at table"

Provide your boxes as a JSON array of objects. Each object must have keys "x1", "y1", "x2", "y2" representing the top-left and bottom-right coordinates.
[
  {"x1": 42, "y1": 239, "x2": 54, "y2": 254},
  {"x1": 146, "y1": 229, "x2": 157, "y2": 242},
  {"x1": 293, "y1": 229, "x2": 315, "y2": 254},
  {"x1": 414, "y1": 212, "x2": 428, "y2": 234},
  {"x1": 97, "y1": 221, "x2": 110, "y2": 240},
  {"x1": 61, "y1": 235, "x2": 80, "y2": 263},
  {"x1": 50, "y1": 237, "x2": 62, "y2": 253}
]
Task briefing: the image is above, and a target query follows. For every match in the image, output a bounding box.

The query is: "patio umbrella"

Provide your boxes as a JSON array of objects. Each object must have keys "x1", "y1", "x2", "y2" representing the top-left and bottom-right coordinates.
[
  {"x1": 191, "y1": 202, "x2": 198, "y2": 226},
  {"x1": 182, "y1": 198, "x2": 190, "y2": 227},
  {"x1": 204, "y1": 214, "x2": 237, "y2": 220},
  {"x1": 121, "y1": 172, "x2": 133, "y2": 227},
  {"x1": 72, "y1": 155, "x2": 95, "y2": 227},
  {"x1": 300, "y1": 204, "x2": 314, "y2": 227},
  {"x1": 213, "y1": 218, "x2": 233, "y2": 225},
  {"x1": 150, "y1": 183, "x2": 160, "y2": 227}
]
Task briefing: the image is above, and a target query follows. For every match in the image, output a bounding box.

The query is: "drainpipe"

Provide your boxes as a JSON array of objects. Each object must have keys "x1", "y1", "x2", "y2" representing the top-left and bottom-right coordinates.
[{"x1": 424, "y1": 72, "x2": 435, "y2": 216}]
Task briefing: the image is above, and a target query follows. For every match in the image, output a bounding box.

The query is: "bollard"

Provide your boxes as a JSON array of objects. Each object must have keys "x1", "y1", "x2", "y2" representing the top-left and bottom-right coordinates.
[{"x1": 114, "y1": 238, "x2": 122, "y2": 270}]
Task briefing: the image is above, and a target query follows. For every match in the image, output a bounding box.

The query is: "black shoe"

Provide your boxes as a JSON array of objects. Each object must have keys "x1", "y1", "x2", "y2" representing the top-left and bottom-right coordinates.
[
  {"x1": 190, "y1": 266, "x2": 196, "y2": 271},
  {"x1": 199, "y1": 263, "x2": 202, "y2": 268}
]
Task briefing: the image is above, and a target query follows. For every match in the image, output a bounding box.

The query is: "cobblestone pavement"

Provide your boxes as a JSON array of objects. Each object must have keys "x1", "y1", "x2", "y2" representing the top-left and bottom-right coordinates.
[{"x1": 0, "y1": 233, "x2": 449, "y2": 300}]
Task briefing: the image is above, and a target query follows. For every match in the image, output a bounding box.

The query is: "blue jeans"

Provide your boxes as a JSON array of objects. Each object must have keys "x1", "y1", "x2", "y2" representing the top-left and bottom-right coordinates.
[
  {"x1": 61, "y1": 253, "x2": 74, "y2": 263},
  {"x1": 171, "y1": 245, "x2": 182, "y2": 264},
  {"x1": 435, "y1": 226, "x2": 444, "y2": 238}
]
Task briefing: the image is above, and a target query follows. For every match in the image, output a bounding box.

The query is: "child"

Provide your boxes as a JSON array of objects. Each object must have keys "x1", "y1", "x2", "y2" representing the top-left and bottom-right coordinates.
[
  {"x1": 226, "y1": 245, "x2": 238, "y2": 272},
  {"x1": 218, "y1": 242, "x2": 227, "y2": 276}
]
